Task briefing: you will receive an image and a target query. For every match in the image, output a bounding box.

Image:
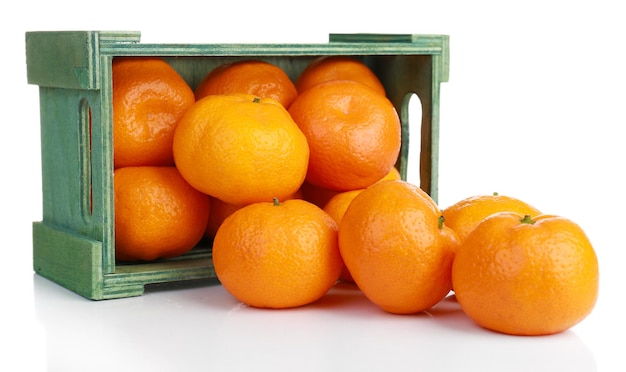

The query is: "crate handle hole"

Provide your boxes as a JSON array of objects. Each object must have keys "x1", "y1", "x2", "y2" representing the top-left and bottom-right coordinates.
[
  {"x1": 78, "y1": 98, "x2": 93, "y2": 220},
  {"x1": 403, "y1": 92, "x2": 422, "y2": 187}
]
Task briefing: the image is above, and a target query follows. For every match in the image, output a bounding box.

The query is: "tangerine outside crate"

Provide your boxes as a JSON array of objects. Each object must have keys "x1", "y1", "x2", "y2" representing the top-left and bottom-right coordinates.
[{"x1": 26, "y1": 31, "x2": 449, "y2": 300}]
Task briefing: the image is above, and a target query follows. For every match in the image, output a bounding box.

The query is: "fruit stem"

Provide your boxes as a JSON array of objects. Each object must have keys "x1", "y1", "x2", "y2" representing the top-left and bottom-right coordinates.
[
  {"x1": 253, "y1": 97, "x2": 261, "y2": 103},
  {"x1": 438, "y1": 215, "x2": 445, "y2": 229},
  {"x1": 272, "y1": 197, "x2": 281, "y2": 206},
  {"x1": 520, "y1": 214, "x2": 535, "y2": 225}
]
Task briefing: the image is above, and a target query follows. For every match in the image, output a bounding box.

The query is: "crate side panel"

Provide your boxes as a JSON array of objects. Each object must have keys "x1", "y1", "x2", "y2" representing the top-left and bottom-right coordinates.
[
  {"x1": 94, "y1": 55, "x2": 116, "y2": 273},
  {"x1": 110, "y1": 258, "x2": 215, "y2": 284},
  {"x1": 83, "y1": 89, "x2": 109, "y2": 242},
  {"x1": 39, "y1": 87, "x2": 96, "y2": 232},
  {"x1": 427, "y1": 53, "x2": 448, "y2": 203},
  {"x1": 162, "y1": 55, "x2": 312, "y2": 92},
  {"x1": 100, "y1": 258, "x2": 215, "y2": 299},
  {"x1": 33, "y1": 222, "x2": 104, "y2": 300},
  {"x1": 371, "y1": 55, "x2": 435, "y2": 196},
  {"x1": 26, "y1": 31, "x2": 99, "y2": 90},
  {"x1": 99, "y1": 39, "x2": 445, "y2": 60},
  {"x1": 329, "y1": 33, "x2": 418, "y2": 43}
]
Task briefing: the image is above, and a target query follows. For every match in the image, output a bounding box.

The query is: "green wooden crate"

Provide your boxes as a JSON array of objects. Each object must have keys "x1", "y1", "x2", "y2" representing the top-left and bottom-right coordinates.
[{"x1": 25, "y1": 31, "x2": 449, "y2": 300}]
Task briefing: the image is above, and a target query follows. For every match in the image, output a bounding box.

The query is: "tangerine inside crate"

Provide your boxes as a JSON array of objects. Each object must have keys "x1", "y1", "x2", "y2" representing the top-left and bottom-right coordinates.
[{"x1": 26, "y1": 31, "x2": 449, "y2": 300}]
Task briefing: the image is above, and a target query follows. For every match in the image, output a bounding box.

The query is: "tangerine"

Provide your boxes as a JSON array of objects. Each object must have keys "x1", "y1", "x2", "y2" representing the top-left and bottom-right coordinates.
[
  {"x1": 194, "y1": 60, "x2": 298, "y2": 108},
  {"x1": 288, "y1": 80, "x2": 401, "y2": 191},
  {"x1": 114, "y1": 166, "x2": 211, "y2": 261},
  {"x1": 300, "y1": 166, "x2": 401, "y2": 208},
  {"x1": 204, "y1": 191, "x2": 303, "y2": 240},
  {"x1": 204, "y1": 197, "x2": 242, "y2": 240},
  {"x1": 112, "y1": 57, "x2": 195, "y2": 169},
  {"x1": 452, "y1": 212, "x2": 599, "y2": 335},
  {"x1": 173, "y1": 94, "x2": 309, "y2": 206},
  {"x1": 338, "y1": 180, "x2": 458, "y2": 314},
  {"x1": 213, "y1": 198, "x2": 342, "y2": 309},
  {"x1": 378, "y1": 165, "x2": 402, "y2": 182},
  {"x1": 295, "y1": 56, "x2": 386, "y2": 95},
  {"x1": 323, "y1": 189, "x2": 364, "y2": 283},
  {"x1": 442, "y1": 193, "x2": 542, "y2": 243},
  {"x1": 322, "y1": 167, "x2": 403, "y2": 283}
]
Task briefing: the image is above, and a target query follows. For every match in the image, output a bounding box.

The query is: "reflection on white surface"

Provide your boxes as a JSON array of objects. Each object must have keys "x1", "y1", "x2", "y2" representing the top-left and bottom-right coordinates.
[{"x1": 33, "y1": 275, "x2": 596, "y2": 372}]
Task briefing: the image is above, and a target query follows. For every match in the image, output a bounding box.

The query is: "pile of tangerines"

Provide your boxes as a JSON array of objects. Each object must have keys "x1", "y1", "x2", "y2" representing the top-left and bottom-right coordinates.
[{"x1": 112, "y1": 56, "x2": 599, "y2": 336}]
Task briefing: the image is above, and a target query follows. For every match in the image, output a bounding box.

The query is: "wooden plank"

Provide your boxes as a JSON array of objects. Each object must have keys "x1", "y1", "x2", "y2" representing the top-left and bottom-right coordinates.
[{"x1": 33, "y1": 222, "x2": 104, "y2": 300}]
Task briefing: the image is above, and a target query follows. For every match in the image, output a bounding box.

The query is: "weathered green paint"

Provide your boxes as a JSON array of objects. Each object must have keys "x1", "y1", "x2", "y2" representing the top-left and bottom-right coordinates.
[
  {"x1": 33, "y1": 222, "x2": 105, "y2": 299},
  {"x1": 26, "y1": 31, "x2": 449, "y2": 300}
]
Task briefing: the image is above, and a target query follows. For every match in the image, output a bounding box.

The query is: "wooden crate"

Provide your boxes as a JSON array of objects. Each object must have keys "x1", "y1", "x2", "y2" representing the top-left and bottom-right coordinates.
[{"x1": 25, "y1": 31, "x2": 449, "y2": 300}]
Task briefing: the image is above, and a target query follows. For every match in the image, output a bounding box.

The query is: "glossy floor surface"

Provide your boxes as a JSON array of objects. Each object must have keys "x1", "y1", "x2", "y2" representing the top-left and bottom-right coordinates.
[{"x1": 17, "y1": 274, "x2": 612, "y2": 372}]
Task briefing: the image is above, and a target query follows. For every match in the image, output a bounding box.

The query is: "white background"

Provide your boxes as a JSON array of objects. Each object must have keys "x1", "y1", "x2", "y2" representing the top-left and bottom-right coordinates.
[{"x1": 2, "y1": 1, "x2": 624, "y2": 371}]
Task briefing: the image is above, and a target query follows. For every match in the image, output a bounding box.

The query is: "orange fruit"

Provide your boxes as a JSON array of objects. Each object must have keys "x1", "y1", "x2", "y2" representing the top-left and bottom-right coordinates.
[
  {"x1": 194, "y1": 60, "x2": 298, "y2": 108},
  {"x1": 442, "y1": 193, "x2": 542, "y2": 243},
  {"x1": 378, "y1": 165, "x2": 402, "y2": 182},
  {"x1": 338, "y1": 180, "x2": 458, "y2": 314},
  {"x1": 324, "y1": 189, "x2": 364, "y2": 224},
  {"x1": 112, "y1": 57, "x2": 195, "y2": 169},
  {"x1": 300, "y1": 166, "x2": 401, "y2": 208},
  {"x1": 322, "y1": 167, "x2": 403, "y2": 283},
  {"x1": 204, "y1": 191, "x2": 303, "y2": 240},
  {"x1": 452, "y1": 212, "x2": 599, "y2": 335},
  {"x1": 323, "y1": 189, "x2": 364, "y2": 283},
  {"x1": 114, "y1": 166, "x2": 211, "y2": 261},
  {"x1": 173, "y1": 94, "x2": 309, "y2": 206},
  {"x1": 213, "y1": 198, "x2": 342, "y2": 309},
  {"x1": 288, "y1": 80, "x2": 401, "y2": 191},
  {"x1": 204, "y1": 197, "x2": 242, "y2": 240},
  {"x1": 321, "y1": 167, "x2": 403, "y2": 226},
  {"x1": 295, "y1": 56, "x2": 386, "y2": 96}
]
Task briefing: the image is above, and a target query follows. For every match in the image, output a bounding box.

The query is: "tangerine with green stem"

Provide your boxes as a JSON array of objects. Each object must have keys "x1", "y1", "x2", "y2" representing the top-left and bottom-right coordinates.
[
  {"x1": 338, "y1": 180, "x2": 458, "y2": 314},
  {"x1": 452, "y1": 212, "x2": 599, "y2": 335},
  {"x1": 173, "y1": 93, "x2": 309, "y2": 206},
  {"x1": 213, "y1": 198, "x2": 342, "y2": 309}
]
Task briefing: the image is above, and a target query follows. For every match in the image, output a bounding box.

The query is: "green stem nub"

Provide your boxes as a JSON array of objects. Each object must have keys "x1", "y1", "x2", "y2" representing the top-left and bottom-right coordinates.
[
  {"x1": 438, "y1": 215, "x2": 445, "y2": 229},
  {"x1": 520, "y1": 214, "x2": 535, "y2": 225},
  {"x1": 253, "y1": 97, "x2": 261, "y2": 103},
  {"x1": 272, "y1": 197, "x2": 281, "y2": 206}
]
